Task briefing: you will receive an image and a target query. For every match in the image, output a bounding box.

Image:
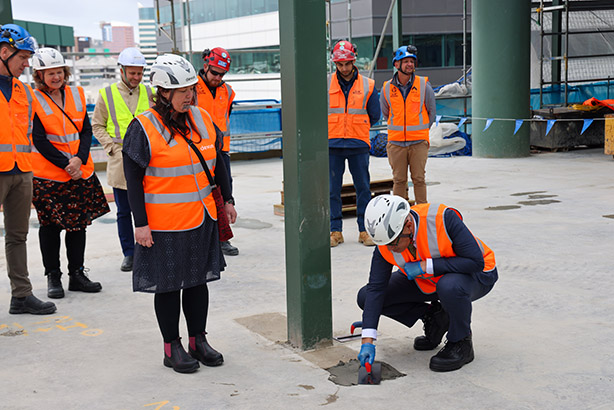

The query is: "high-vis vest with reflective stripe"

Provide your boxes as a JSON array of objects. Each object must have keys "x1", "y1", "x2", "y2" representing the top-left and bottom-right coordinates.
[
  {"x1": 0, "y1": 78, "x2": 34, "y2": 172},
  {"x1": 383, "y1": 75, "x2": 430, "y2": 142},
  {"x1": 327, "y1": 71, "x2": 375, "y2": 145},
  {"x1": 32, "y1": 86, "x2": 94, "y2": 182},
  {"x1": 100, "y1": 83, "x2": 152, "y2": 144},
  {"x1": 378, "y1": 203, "x2": 496, "y2": 294},
  {"x1": 195, "y1": 76, "x2": 235, "y2": 152},
  {"x1": 137, "y1": 106, "x2": 218, "y2": 232}
]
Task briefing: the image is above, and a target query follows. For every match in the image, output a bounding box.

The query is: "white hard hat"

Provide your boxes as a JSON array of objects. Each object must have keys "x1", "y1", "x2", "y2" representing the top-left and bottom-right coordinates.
[
  {"x1": 31, "y1": 47, "x2": 67, "y2": 70},
  {"x1": 364, "y1": 194, "x2": 410, "y2": 245},
  {"x1": 150, "y1": 54, "x2": 197, "y2": 89},
  {"x1": 118, "y1": 47, "x2": 147, "y2": 67}
]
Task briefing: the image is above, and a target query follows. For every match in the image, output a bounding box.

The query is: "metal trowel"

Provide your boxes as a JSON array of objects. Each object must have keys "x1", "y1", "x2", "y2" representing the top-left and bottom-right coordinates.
[{"x1": 358, "y1": 362, "x2": 382, "y2": 385}]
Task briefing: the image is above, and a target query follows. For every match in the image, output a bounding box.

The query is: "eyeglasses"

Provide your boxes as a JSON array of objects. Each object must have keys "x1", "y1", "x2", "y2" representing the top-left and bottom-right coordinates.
[
  {"x1": 209, "y1": 68, "x2": 226, "y2": 78},
  {"x1": 389, "y1": 233, "x2": 411, "y2": 247}
]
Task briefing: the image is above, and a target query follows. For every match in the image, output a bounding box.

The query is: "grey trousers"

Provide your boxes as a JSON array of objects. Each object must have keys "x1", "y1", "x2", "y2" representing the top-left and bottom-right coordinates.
[{"x1": 0, "y1": 172, "x2": 33, "y2": 297}]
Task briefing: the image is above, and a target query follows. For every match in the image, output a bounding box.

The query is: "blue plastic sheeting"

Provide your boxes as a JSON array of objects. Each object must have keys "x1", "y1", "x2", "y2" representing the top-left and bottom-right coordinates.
[
  {"x1": 531, "y1": 82, "x2": 614, "y2": 108},
  {"x1": 429, "y1": 131, "x2": 472, "y2": 158},
  {"x1": 229, "y1": 99, "x2": 282, "y2": 135}
]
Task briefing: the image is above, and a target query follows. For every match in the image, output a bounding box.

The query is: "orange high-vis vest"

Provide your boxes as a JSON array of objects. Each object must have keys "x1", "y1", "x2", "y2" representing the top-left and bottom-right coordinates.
[
  {"x1": 31, "y1": 86, "x2": 94, "y2": 182},
  {"x1": 378, "y1": 203, "x2": 496, "y2": 294},
  {"x1": 327, "y1": 71, "x2": 375, "y2": 145},
  {"x1": 136, "y1": 106, "x2": 218, "y2": 232},
  {"x1": 382, "y1": 74, "x2": 430, "y2": 142},
  {"x1": 195, "y1": 76, "x2": 235, "y2": 152},
  {"x1": 0, "y1": 78, "x2": 34, "y2": 172}
]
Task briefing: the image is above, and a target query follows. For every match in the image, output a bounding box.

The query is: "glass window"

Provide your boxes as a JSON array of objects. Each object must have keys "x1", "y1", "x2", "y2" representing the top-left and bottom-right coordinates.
[
  {"x1": 414, "y1": 34, "x2": 442, "y2": 67},
  {"x1": 253, "y1": 0, "x2": 265, "y2": 14},
  {"x1": 265, "y1": 0, "x2": 278, "y2": 12},
  {"x1": 227, "y1": 0, "x2": 240, "y2": 18}
]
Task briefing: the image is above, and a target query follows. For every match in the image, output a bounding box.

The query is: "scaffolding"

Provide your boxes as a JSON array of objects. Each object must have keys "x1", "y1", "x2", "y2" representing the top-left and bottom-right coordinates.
[{"x1": 534, "y1": 0, "x2": 614, "y2": 108}]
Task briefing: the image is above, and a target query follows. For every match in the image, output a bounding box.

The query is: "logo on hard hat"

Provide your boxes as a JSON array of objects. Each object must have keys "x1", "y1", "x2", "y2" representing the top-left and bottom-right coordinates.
[
  {"x1": 221, "y1": 52, "x2": 227, "y2": 58},
  {"x1": 177, "y1": 58, "x2": 192, "y2": 73}
]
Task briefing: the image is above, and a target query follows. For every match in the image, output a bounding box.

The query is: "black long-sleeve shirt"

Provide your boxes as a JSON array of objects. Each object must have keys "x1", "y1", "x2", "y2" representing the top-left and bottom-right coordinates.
[
  {"x1": 31, "y1": 110, "x2": 92, "y2": 169},
  {"x1": 122, "y1": 119, "x2": 232, "y2": 228}
]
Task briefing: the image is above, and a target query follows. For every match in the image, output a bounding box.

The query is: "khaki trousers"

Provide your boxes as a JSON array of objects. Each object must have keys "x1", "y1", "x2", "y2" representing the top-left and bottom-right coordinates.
[
  {"x1": 386, "y1": 141, "x2": 428, "y2": 204},
  {"x1": 0, "y1": 172, "x2": 33, "y2": 297}
]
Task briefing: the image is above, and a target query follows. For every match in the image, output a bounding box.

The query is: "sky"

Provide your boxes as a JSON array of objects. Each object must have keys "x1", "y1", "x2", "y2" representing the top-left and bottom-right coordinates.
[{"x1": 11, "y1": 0, "x2": 155, "y2": 42}]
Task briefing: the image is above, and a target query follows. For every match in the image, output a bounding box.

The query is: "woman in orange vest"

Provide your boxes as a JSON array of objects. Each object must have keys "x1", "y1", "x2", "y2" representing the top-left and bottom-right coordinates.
[
  {"x1": 357, "y1": 195, "x2": 498, "y2": 373},
  {"x1": 30, "y1": 48, "x2": 109, "y2": 299},
  {"x1": 123, "y1": 54, "x2": 237, "y2": 374}
]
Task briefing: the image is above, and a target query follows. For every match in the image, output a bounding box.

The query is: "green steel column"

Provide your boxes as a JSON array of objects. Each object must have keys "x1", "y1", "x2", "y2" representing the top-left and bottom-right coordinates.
[
  {"x1": 472, "y1": 0, "x2": 531, "y2": 157},
  {"x1": 392, "y1": 0, "x2": 403, "y2": 52},
  {"x1": 279, "y1": 0, "x2": 332, "y2": 350},
  {"x1": 0, "y1": 0, "x2": 13, "y2": 23}
]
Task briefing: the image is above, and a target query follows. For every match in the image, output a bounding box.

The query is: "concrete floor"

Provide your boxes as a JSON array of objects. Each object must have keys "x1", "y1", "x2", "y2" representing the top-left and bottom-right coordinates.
[{"x1": 1, "y1": 148, "x2": 613, "y2": 409}]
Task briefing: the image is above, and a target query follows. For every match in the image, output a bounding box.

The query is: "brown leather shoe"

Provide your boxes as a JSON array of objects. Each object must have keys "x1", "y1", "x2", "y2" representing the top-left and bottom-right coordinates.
[
  {"x1": 358, "y1": 231, "x2": 376, "y2": 246},
  {"x1": 330, "y1": 231, "x2": 344, "y2": 247}
]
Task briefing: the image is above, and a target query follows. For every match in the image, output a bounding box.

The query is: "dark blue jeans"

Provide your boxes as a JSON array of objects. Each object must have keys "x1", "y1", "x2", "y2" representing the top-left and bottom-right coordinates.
[
  {"x1": 329, "y1": 150, "x2": 370, "y2": 232},
  {"x1": 113, "y1": 188, "x2": 134, "y2": 257},
  {"x1": 357, "y1": 269, "x2": 496, "y2": 342}
]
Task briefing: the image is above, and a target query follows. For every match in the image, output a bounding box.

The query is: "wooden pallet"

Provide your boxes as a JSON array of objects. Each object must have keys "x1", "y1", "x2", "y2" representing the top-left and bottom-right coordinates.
[{"x1": 273, "y1": 178, "x2": 396, "y2": 217}]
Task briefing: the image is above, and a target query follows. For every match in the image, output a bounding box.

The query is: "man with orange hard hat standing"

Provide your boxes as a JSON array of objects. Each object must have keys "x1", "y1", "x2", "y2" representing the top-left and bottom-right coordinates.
[
  {"x1": 196, "y1": 47, "x2": 238, "y2": 256},
  {"x1": 328, "y1": 40, "x2": 381, "y2": 248}
]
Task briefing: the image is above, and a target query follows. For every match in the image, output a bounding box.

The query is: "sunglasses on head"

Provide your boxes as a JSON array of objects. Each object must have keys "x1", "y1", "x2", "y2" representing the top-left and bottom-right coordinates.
[{"x1": 209, "y1": 68, "x2": 226, "y2": 77}]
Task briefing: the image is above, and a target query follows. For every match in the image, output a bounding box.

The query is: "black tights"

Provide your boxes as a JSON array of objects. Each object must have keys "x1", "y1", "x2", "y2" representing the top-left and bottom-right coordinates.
[
  {"x1": 154, "y1": 284, "x2": 209, "y2": 343},
  {"x1": 39, "y1": 225, "x2": 86, "y2": 274}
]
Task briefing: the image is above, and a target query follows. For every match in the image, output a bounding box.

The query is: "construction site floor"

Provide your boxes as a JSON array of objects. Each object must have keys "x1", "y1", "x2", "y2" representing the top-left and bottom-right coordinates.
[{"x1": 1, "y1": 148, "x2": 613, "y2": 409}]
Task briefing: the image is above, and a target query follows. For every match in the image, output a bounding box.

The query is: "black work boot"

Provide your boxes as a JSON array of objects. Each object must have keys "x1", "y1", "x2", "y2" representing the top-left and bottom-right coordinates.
[
  {"x1": 46, "y1": 269, "x2": 64, "y2": 299},
  {"x1": 189, "y1": 332, "x2": 224, "y2": 366},
  {"x1": 9, "y1": 295, "x2": 56, "y2": 315},
  {"x1": 414, "y1": 301, "x2": 450, "y2": 351},
  {"x1": 68, "y1": 267, "x2": 102, "y2": 293},
  {"x1": 220, "y1": 241, "x2": 239, "y2": 256},
  {"x1": 164, "y1": 338, "x2": 200, "y2": 373},
  {"x1": 120, "y1": 255, "x2": 133, "y2": 272},
  {"x1": 429, "y1": 335, "x2": 474, "y2": 372}
]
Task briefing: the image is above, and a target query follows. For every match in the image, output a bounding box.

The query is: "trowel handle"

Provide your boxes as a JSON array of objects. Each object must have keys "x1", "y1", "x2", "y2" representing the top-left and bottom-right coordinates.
[
  {"x1": 350, "y1": 321, "x2": 363, "y2": 335},
  {"x1": 365, "y1": 362, "x2": 372, "y2": 373}
]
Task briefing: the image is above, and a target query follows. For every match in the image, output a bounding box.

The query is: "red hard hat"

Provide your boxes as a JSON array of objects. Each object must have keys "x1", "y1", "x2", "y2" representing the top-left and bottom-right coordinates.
[
  {"x1": 331, "y1": 40, "x2": 356, "y2": 62},
  {"x1": 203, "y1": 47, "x2": 231, "y2": 72}
]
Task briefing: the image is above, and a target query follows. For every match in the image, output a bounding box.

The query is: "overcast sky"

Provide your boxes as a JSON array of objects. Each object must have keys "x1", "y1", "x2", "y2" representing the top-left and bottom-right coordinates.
[{"x1": 11, "y1": 0, "x2": 155, "y2": 42}]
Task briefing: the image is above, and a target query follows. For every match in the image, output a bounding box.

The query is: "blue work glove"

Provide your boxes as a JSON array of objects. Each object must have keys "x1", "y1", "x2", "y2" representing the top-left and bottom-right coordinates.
[
  {"x1": 404, "y1": 261, "x2": 424, "y2": 280},
  {"x1": 358, "y1": 343, "x2": 376, "y2": 367}
]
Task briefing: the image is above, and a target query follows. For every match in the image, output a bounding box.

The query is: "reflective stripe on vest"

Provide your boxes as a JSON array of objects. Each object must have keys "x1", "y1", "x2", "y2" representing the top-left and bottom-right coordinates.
[
  {"x1": 0, "y1": 79, "x2": 34, "y2": 172},
  {"x1": 102, "y1": 83, "x2": 152, "y2": 144},
  {"x1": 384, "y1": 75, "x2": 430, "y2": 140},
  {"x1": 137, "y1": 106, "x2": 218, "y2": 232},
  {"x1": 378, "y1": 203, "x2": 496, "y2": 294},
  {"x1": 31, "y1": 86, "x2": 94, "y2": 182},
  {"x1": 327, "y1": 72, "x2": 374, "y2": 144}
]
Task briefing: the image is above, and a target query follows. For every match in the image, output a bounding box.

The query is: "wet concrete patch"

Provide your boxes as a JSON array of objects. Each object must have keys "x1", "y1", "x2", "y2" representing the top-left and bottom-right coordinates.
[
  {"x1": 326, "y1": 359, "x2": 405, "y2": 386},
  {"x1": 603, "y1": 214, "x2": 614, "y2": 219},
  {"x1": 528, "y1": 194, "x2": 558, "y2": 199},
  {"x1": 95, "y1": 217, "x2": 117, "y2": 224},
  {"x1": 485, "y1": 205, "x2": 522, "y2": 211},
  {"x1": 517, "y1": 200, "x2": 561, "y2": 206},
  {"x1": 233, "y1": 218, "x2": 273, "y2": 229},
  {"x1": 510, "y1": 191, "x2": 547, "y2": 196}
]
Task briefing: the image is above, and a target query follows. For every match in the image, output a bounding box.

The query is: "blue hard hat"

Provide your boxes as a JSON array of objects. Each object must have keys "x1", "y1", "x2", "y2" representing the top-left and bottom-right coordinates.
[
  {"x1": 0, "y1": 24, "x2": 38, "y2": 53},
  {"x1": 392, "y1": 45, "x2": 417, "y2": 63}
]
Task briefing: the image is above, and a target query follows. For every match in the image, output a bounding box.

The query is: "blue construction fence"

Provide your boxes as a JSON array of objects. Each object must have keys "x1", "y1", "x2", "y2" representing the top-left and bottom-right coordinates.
[{"x1": 88, "y1": 99, "x2": 283, "y2": 153}]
